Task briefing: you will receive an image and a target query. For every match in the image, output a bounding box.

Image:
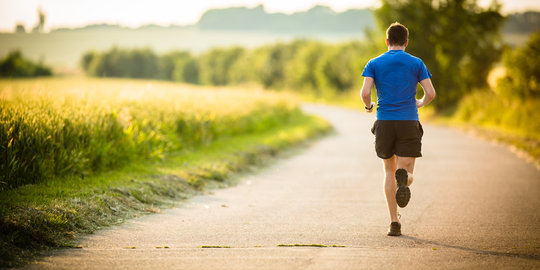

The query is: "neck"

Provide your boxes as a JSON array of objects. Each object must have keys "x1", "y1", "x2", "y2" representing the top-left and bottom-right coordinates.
[{"x1": 388, "y1": 46, "x2": 406, "y2": 51}]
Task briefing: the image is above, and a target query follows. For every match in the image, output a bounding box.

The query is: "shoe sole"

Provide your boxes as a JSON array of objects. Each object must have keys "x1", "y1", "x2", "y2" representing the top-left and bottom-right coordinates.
[{"x1": 395, "y1": 168, "x2": 410, "y2": 208}]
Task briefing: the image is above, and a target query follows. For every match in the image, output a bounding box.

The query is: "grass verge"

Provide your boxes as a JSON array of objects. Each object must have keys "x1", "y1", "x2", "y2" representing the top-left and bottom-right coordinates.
[
  {"x1": 426, "y1": 115, "x2": 540, "y2": 169},
  {"x1": 0, "y1": 112, "x2": 331, "y2": 267},
  {"x1": 443, "y1": 90, "x2": 540, "y2": 168}
]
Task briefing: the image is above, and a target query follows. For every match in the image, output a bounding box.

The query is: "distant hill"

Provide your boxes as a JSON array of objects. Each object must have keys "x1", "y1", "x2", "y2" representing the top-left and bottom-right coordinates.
[
  {"x1": 503, "y1": 11, "x2": 540, "y2": 33},
  {"x1": 197, "y1": 5, "x2": 374, "y2": 33},
  {"x1": 52, "y1": 24, "x2": 125, "y2": 32},
  {"x1": 196, "y1": 6, "x2": 540, "y2": 35},
  {"x1": 52, "y1": 23, "x2": 193, "y2": 32},
  {"x1": 47, "y1": 6, "x2": 539, "y2": 36},
  {"x1": 49, "y1": 5, "x2": 375, "y2": 34}
]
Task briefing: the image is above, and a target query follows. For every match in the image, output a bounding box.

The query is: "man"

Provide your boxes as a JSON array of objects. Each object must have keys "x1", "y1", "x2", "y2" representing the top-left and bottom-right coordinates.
[{"x1": 360, "y1": 22, "x2": 436, "y2": 236}]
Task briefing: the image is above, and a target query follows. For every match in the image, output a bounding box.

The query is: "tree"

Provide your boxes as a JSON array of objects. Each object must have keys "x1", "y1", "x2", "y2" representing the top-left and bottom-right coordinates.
[
  {"x1": 284, "y1": 41, "x2": 325, "y2": 92},
  {"x1": 496, "y1": 31, "x2": 540, "y2": 99},
  {"x1": 256, "y1": 43, "x2": 291, "y2": 88},
  {"x1": 159, "y1": 51, "x2": 191, "y2": 80},
  {"x1": 127, "y1": 48, "x2": 158, "y2": 78},
  {"x1": 316, "y1": 41, "x2": 372, "y2": 93},
  {"x1": 375, "y1": 0, "x2": 504, "y2": 108},
  {"x1": 228, "y1": 51, "x2": 257, "y2": 85},
  {"x1": 15, "y1": 23, "x2": 26, "y2": 33},
  {"x1": 32, "y1": 8, "x2": 46, "y2": 33},
  {"x1": 170, "y1": 52, "x2": 199, "y2": 84},
  {"x1": 0, "y1": 50, "x2": 52, "y2": 77},
  {"x1": 80, "y1": 51, "x2": 96, "y2": 72},
  {"x1": 198, "y1": 47, "x2": 245, "y2": 85},
  {"x1": 82, "y1": 47, "x2": 158, "y2": 78}
]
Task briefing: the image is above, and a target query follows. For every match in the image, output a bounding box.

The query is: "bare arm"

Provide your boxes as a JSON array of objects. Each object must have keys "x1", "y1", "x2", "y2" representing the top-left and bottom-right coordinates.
[
  {"x1": 360, "y1": 76, "x2": 375, "y2": 113},
  {"x1": 417, "y1": 78, "x2": 436, "y2": 108}
]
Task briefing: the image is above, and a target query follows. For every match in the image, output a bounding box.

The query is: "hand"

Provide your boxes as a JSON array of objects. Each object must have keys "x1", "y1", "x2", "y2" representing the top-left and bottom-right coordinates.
[
  {"x1": 416, "y1": 99, "x2": 423, "y2": 108},
  {"x1": 365, "y1": 102, "x2": 374, "y2": 113}
]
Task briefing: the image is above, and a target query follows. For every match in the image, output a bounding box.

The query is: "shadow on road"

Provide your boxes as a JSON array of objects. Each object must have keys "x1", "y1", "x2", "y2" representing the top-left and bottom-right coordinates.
[{"x1": 401, "y1": 235, "x2": 540, "y2": 261}]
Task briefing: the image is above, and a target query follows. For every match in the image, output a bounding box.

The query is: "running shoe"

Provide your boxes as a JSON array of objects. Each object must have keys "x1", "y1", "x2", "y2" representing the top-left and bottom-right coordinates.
[
  {"x1": 395, "y1": 168, "x2": 411, "y2": 208},
  {"x1": 387, "y1": 222, "x2": 402, "y2": 236}
]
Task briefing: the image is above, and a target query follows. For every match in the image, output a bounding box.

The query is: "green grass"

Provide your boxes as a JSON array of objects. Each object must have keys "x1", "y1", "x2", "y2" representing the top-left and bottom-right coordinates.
[
  {"x1": 277, "y1": 244, "x2": 346, "y2": 248},
  {"x1": 451, "y1": 90, "x2": 540, "y2": 167},
  {"x1": 0, "y1": 111, "x2": 330, "y2": 267},
  {"x1": 278, "y1": 244, "x2": 326, "y2": 247},
  {"x1": 454, "y1": 91, "x2": 540, "y2": 140}
]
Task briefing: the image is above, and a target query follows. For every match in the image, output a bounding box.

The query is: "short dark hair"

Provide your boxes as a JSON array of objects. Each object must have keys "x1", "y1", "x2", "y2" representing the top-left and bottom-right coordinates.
[{"x1": 386, "y1": 22, "x2": 409, "y2": 46}]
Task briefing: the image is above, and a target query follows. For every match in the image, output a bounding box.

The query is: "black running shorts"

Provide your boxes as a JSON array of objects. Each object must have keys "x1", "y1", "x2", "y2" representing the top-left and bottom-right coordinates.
[{"x1": 370, "y1": 120, "x2": 423, "y2": 159}]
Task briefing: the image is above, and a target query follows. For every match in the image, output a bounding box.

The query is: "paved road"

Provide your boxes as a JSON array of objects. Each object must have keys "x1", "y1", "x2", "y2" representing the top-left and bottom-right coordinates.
[{"x1": 25, "y1": 104, "x2": 540, "y2": 269}]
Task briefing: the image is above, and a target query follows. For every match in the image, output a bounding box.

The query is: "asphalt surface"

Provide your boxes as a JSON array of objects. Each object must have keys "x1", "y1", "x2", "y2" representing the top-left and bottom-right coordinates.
[{"x1": 24, "y1": 104, "x2": 540, "y2": 269}]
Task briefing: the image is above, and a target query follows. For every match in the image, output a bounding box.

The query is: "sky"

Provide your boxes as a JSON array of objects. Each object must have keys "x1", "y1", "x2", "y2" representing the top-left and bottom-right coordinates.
[{"x1": 1, "y1": 0, "x2": 539, "y2": 32}]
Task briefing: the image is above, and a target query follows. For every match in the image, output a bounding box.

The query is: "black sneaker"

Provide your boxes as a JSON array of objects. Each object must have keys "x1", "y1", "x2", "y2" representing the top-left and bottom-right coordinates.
[
  {"x1": 387, "y1": 222, "x2": 401, "y2": 236},
  {"x1": 395, "y1": 168, "x2": 411, "y2": 208}
]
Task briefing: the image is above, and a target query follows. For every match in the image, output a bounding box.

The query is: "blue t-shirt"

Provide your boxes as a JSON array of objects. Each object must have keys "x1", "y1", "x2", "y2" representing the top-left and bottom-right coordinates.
[{"x1": 362, "y1": 50, "x2": 432, "y2": 120}]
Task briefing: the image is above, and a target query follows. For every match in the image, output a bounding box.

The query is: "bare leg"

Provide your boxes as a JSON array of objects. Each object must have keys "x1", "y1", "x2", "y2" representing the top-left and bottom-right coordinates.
[
  {"x1": 383, "y1": 155, "x2": 418, "y2": 223},
  {"x1": 396, "y1": 156, "x2": 416, "y2": 186},
  {"x1": 382, "y1": 155, "x2": 399, "y2": 223}
]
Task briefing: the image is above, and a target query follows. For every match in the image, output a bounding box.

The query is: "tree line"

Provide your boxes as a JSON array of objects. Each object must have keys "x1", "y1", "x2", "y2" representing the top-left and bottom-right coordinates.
[{"x1": 81, "y1": 40, "x2": 379, "y2": 97}]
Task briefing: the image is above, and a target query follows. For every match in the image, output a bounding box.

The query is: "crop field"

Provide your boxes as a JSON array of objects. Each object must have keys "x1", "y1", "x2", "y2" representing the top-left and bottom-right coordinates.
[{"x1": 0, "y1": 77, "x2": 301, "y2": 191}]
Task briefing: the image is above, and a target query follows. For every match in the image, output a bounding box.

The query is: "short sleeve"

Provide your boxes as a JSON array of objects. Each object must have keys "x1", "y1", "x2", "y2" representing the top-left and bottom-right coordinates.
[
  {"x1": 418, "y1": 61, "x2": 432, "y2": 82},
  {"x1": 362, "y1": 60, "x2": 375, "y2": 78}
]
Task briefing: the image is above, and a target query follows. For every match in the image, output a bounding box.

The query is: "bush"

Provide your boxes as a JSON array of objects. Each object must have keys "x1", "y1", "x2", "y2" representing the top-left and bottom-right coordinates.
[
  {"x1": 456, "y1": 32, "x2": 540, "y2": 141},
  {"x1": 496, "y1": 31, "x2": 540, "y2": 99},
  {"x1": 0, "y1": 51, "x2": 52, "y2": 78},
  {"x1": 455, "y1": 89, "x2": 540, "y2": 140}
]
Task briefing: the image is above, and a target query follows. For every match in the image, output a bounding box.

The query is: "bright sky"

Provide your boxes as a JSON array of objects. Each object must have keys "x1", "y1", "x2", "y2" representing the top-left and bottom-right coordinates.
[{"x1": 1, "y1": 0, "x2": 539, "y2": 32}]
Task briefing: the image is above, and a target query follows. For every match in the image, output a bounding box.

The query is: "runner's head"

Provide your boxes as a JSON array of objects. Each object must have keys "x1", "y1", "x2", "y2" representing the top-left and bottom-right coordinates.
[{"x1": 386, "y1": 22, "x2": 409, "y2": 47}]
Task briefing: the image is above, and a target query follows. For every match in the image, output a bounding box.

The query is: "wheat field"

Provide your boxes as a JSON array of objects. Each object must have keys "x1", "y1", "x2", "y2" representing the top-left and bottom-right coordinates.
[{"x1": 0, "y1": 77, "x2": 300, "y2": 190}]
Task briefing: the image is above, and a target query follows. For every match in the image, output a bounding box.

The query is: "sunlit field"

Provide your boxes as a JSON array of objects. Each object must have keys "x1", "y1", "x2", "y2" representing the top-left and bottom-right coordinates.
[{"x1": 0, "y1": 77, "x2": 300, "y2": 191}]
